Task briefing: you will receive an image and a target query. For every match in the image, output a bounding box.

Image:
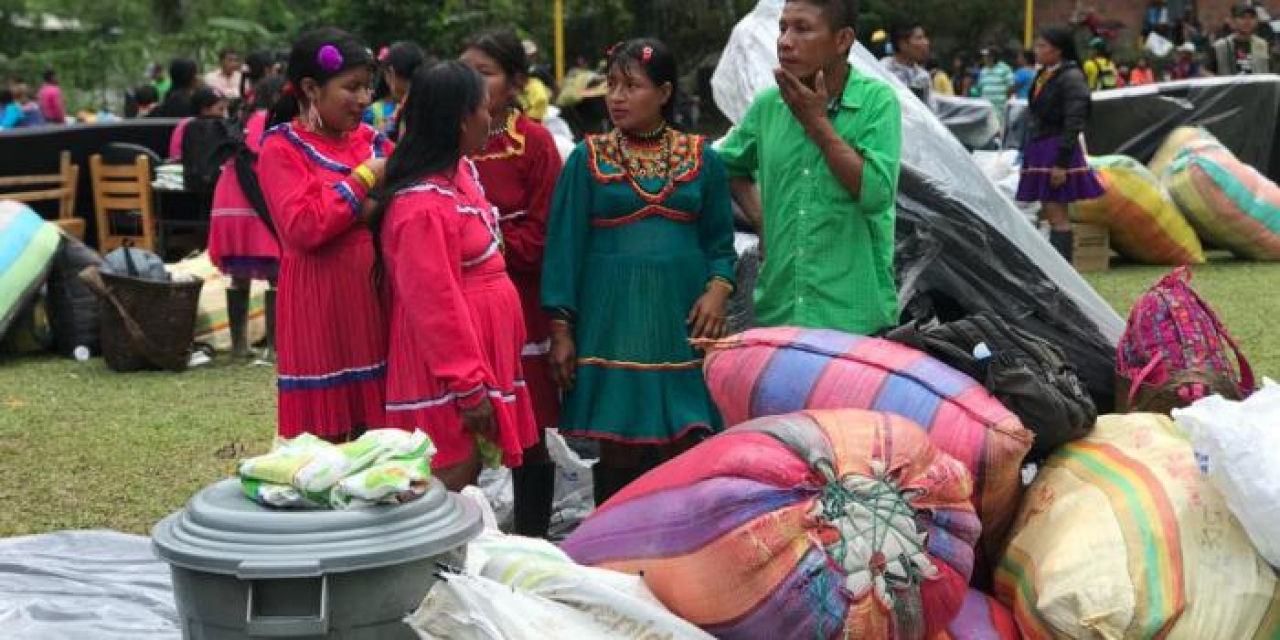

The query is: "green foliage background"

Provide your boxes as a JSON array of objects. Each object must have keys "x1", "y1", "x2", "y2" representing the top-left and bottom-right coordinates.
[{"x1": 0, "y1": 0, "x2": 1026, "y2": 113}]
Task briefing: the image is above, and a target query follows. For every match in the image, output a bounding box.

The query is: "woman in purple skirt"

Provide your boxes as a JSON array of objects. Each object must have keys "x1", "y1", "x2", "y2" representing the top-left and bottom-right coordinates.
[{"x1": 1016, "y1": 26, "x2": 1104, "y2": 262}]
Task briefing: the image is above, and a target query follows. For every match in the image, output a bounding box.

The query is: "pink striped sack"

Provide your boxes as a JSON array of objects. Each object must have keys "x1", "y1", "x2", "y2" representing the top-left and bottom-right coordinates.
[
  {"x1": 1117, "y1": 267, "x2": 1254, "y2": 411},
  {"x1": 702, "y1": 327, "x2": 1033, "y2": 582}
]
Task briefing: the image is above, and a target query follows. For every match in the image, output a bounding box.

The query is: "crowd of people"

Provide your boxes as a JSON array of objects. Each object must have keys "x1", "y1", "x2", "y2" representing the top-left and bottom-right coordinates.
[
  {"x1": 0, "y1": 70, "x2": 64, "y2": 129},
  {"x1": 879, "y1": 2, "x2": 1276, "y2": 125},
  {"x1": 178, "y1": 0, "x2": 926, "y2": 538},
  {"x1": 5, "y1": 0, "x2": 1240, "y2": 536}
]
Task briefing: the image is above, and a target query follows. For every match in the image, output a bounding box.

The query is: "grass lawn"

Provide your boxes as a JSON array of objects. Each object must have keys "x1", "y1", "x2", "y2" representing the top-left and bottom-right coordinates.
[{"x1": 1, "y1": 259, "x2": 1277, "y2": 537}]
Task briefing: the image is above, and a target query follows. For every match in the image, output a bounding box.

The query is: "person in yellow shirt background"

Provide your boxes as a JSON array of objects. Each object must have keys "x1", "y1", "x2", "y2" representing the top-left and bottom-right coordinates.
[
  {"x1": 520, "y1": 39, "x2": 553, "y2": 121},
  {"x1": 1082, "y1": 37, "x2": 1119, "y2": 91},
  {"x1": 928, "y1": 58, "x2": 954, "y2": 96}
]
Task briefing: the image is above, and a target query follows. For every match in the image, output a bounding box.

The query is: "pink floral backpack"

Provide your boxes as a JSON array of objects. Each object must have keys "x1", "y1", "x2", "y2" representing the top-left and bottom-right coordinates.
[{"x1": 1117, "y1": 267, "x2": 1254, "y2": 411}]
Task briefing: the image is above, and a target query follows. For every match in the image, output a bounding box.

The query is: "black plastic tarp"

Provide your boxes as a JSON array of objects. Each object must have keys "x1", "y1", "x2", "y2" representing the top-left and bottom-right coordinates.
[
  {"x1": 712, "y1": 0, "x2": 1124, "y2": 410},
  {"x1": 1083, "y1": 75, "x2": 1280, "y2": 178}
]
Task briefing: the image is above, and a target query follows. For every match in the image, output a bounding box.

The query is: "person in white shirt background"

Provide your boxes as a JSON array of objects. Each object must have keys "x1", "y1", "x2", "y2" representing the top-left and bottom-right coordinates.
[
  {"x1": 880, "y1": 21, "x2": 935, "y2": 109},
  {"x1": 204, "y1": 49, "x2": 243, "y2": 101}
]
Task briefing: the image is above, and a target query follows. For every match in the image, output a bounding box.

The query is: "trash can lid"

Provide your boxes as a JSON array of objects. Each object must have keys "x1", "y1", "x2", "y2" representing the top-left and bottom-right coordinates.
[{"x1": 152, "y1": 478, "x2": 482, "y2": 579}]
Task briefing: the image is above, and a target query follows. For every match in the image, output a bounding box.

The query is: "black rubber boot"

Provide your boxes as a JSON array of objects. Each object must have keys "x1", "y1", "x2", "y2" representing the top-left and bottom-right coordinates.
[
  {"x1": 226, "y1": 287, "x2": 251, "y2": 358},
  {"x1": 254, "y1": 289, "x2": 276, "y2": 365},
  {"x1": 512, "y1": 462, "x2": 556, "y2": 538},
  {"x1": 1050, "y1": 229, "x2": 1075, "y2": 264},
  {"x1": 592, "y1": 465, "x2": 643, "y2": 508}
]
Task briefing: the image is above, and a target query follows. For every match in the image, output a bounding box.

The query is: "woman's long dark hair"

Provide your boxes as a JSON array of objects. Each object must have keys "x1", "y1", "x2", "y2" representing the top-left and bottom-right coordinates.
[
  {"x1": 239, "y1": 50, "x2": 276, "y2": 102},
  {"x1": 252, "y1": 75, "x2": 286, "y2": 113},
  {"x1": 368, "y1": 60, "x2": 488, "y2": 283},
  {"x1": 607, "y1": 38, "x2": 679, "y2": 124},
  {"x1": 268, "y1": 28, "x2": 374, "y2": 127},
  {"x1": 1039, "y1": 26, "x2": 1081, "y2": 64},
  {"x1": 383, "y1": 41, "x2": 428, "y2": 83}
]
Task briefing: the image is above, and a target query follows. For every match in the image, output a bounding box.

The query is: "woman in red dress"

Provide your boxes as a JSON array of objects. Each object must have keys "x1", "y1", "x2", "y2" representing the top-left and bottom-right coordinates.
[
  {"x1": 462, "y1": 30, "x2": 564, "y2": 536},
  {"x1": 370, "y1": 60, "x2": 537, "y2": 492},
  {"x1": 207, "y1": 76, "x2": 283, "y2": 361},
  {"x1": 258, "y1": 28, "x2": 391, "y2": 442}
]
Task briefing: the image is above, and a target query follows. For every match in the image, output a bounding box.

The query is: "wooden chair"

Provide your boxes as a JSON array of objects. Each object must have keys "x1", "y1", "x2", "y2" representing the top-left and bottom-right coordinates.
[
  {"x1": 90, "y1": 153, "x2": 157, "y2": 252},
  {"x1": 0, "y1": 151, "x2": 84, "y2": 239}
]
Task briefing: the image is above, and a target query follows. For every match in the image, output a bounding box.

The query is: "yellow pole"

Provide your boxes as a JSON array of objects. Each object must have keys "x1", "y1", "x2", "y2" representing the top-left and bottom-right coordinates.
[
  {"x1": 554, "y1": 0, "x2": 565, "y2": 86},
  {"x1": 1024, "y1": 0, "x2": 1034, "y2": 48}
]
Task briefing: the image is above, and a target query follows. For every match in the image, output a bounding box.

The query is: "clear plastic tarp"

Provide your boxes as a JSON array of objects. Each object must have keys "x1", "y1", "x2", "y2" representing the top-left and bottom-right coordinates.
[
  {"x1": 0, "y1": 530, "x2": 178, "y2": 639},
  {"x1": 711, "y1": 0, "x2": 1123, "y2": 408},
  {"x1": 933, "y1": 95, "x2": 1001, "y2": 150},
  {"x1": 1083, "y1": 75, "x2": 1280, "y2": 177}
]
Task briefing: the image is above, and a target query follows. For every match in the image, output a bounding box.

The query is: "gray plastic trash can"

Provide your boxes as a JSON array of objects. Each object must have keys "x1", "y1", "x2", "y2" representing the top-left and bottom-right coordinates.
[{"x1": 153, "y1": 477, "x2": 482, "y2": 639}]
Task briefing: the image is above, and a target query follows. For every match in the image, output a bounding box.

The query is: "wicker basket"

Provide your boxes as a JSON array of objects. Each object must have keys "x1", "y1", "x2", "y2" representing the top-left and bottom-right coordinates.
[{"x1": 79, "y1": 266, "x2": 203, "y2": 372}]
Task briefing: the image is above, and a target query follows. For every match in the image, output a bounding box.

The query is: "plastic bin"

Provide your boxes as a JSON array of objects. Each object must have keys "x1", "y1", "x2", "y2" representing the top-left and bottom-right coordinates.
[{"x1": 152, "y1": 478, "x2": 482, "y2": 639}]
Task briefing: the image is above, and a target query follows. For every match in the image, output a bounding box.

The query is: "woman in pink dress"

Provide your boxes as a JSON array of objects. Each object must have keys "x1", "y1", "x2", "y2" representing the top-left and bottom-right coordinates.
[
  {"x1": 462, "y1": 30, "x2": 564, "y2": 535},
  {"x1": 207, "y1": 76, "x2": 284, "y2": 360},
  {"x1": 258, "y1": 28, "x2": 391, "y2": 442},
  {"x1": 370, "y1": 60, "x2": 537, "y2": 491}
]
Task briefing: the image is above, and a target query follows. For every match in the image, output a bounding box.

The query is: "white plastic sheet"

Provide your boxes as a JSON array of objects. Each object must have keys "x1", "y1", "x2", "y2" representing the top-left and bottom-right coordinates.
[
  {"x1": 1174, "y1": 381, "x2": 1280, "y2": 569},
  {"x1": 0, "y1": 530, "x2": 179, "y2": 639}
]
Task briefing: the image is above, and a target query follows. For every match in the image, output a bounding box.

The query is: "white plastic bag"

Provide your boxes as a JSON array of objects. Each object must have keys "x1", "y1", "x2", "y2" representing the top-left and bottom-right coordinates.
[
  {"x1": 411, "y1": 491, "x2": 712, "y2": 640},
  {"x1": 545, "y1": 428, "x2": 596, "y2": 538},
  {"x1": 1174, "y1": 380, "x2": 1280, "y2": 568},
  {"x1": 477, "y1": 467, "x2": 514, "y2": 531},
  {"x1": 1146, "y1": 32, "x2": 1174, "y2": 58}
]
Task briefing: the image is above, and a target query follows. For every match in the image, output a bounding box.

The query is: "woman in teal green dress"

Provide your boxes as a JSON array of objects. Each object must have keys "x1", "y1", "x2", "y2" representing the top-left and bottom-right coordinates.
[{"x1": 542, "y1": 38, "x2": 737, "y2": 505}]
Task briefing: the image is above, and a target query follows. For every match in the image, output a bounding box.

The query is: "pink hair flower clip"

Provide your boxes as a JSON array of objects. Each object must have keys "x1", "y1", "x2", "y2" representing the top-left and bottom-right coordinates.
[
  {"x1": 641, "y1": 46, "x2": 654, "y2": 63},
  {"x1": 317, "y1": 44, "x2": 343, "y2": 72}
]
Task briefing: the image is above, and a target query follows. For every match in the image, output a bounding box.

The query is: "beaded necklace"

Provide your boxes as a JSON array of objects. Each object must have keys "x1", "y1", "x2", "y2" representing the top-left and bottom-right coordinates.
[{"x1": 614, "y1": 123, "x2": 677, "y2": 203}]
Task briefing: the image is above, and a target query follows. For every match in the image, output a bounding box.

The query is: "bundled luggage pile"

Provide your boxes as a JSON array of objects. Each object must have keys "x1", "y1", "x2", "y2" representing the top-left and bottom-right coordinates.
[
  {"x1": 440, "y1": 255, "x2": 1252, "y2": 639},
  {"x1": 1071, "y1": 126, "x2": 1280, "y2": 264},
  {"x1": 410, "y1": 256, "x2": 1264, "y2": 640}
]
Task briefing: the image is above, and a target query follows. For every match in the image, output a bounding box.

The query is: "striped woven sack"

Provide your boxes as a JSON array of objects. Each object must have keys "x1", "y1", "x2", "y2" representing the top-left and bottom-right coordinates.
[
  {"x1": 933, "y1": 589, "x2": 1019, "y2": 640},
  {"x1": 1148, "y1": 126, "x2": 1218, "y2": 178},
  {"x1": 995, "y1": 413, "x2": 1280, "y2": 639},
  {"x1": 1164, "y1": 142, "x2": 1280, "y2": 261},
  {"x1": 563, "y1": 409, "x2": 980, "y2": 640},
  {"x1": 1071, "y1": 155, "x2": 1205, "y2": 265},
  {"x1": 702, "y1": 327, "x2": 1032, "y2": 576}
]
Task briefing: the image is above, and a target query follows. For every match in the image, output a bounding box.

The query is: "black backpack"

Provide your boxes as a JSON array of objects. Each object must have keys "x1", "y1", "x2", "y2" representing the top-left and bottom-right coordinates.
[
  {"x1": 887, "y1": 312, "x2": 1097, "y2": 462},
  {"x1": 181, "y1": 117, "x2": 243, "y2": 195}
]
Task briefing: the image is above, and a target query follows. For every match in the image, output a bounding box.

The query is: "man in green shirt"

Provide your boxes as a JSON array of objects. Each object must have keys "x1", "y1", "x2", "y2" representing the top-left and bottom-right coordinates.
[{"x1": 719, "y1": 0, "x2": 902, "y2": 335}]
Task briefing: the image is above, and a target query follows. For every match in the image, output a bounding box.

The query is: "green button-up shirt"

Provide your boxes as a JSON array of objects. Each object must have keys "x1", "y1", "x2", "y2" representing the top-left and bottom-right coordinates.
[{"x1": 718, "y1": 66, "x2": 902, "y2": 335}]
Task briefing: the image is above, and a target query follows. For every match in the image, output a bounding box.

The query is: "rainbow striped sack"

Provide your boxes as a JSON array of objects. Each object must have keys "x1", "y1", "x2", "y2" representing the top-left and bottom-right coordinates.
[
  {"x1": 563, "y1": 409, "x2": 980, "y2": 639},
  {"x1": 995, "y1": 413, "x2": 1280, "y2": 640},
  {"x1": 1164, "y1": 141, "x2": 1280, "y2": 261},
  {"x1": 1071, "y1": 155, "x2": 1205, "y2": 265},
  {"x1": 0, "y1": 201, "x2": 61, "y2": 339},
  {"x1": 933, "y1": 590, "x2": 1019, "y2": 640},
  {"x1": 702, "y1": 327, "x2": 1032, "y2": 571},
  {"x1": 1148, "y1": 126, "x2": 1218, "y2": 177}
]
